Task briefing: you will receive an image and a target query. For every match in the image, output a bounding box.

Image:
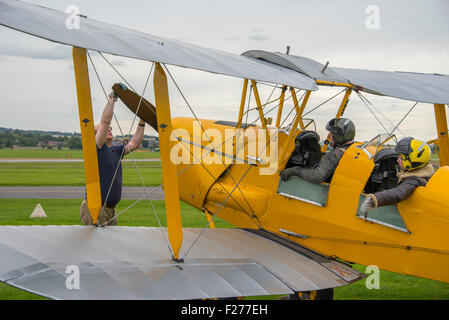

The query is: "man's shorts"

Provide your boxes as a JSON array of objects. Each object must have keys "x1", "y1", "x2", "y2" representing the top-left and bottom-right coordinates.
[{"x1": 80, "y1": 200, "x2": 118, "y2": 226}]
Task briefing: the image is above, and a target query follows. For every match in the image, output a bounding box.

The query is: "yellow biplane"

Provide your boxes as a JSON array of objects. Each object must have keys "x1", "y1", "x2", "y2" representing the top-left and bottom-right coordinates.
[{"x1": 0, "y1": 0, "x2": 448, "y2": 300}]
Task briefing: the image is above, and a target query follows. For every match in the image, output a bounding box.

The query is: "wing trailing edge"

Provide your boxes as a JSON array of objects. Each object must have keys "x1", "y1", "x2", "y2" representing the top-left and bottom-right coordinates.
[{"x1": 0, "y1": 226, "x2": 364, "y2": 300}]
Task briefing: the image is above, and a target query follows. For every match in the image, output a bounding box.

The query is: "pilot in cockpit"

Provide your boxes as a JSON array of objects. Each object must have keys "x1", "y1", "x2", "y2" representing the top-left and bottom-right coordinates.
[{"x1": 280, "y1": 118, "x2": 356, "y2": 184}]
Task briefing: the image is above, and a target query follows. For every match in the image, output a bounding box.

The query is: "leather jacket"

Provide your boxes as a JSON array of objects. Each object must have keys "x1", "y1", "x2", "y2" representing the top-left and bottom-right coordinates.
[
  {"x1": 368, "y1": 164, "x2": 434, "y2": 208},
  {"x1": 294, "y1": 141, "x2": 353, "y2": 184}
]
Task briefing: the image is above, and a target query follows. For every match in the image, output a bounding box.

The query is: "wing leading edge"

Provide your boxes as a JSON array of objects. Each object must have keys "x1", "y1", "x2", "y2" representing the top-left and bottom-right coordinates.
[
  {"x1": 0, "y1": 0, "x2": 316, "y2": 91},
  {"x1": 243, "y1": 50, "x2": 449, "y2": 104}
]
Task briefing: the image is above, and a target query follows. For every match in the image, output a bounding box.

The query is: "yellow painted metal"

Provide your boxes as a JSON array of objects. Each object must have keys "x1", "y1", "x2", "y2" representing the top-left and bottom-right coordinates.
[
  {"x1": 336, "y1": 88, "x2": 352, "y2": 118},
  {"x1": 250, "y1": 80, "x2": 267, "y2": 130},
  {"x1": 72, "y1": 47, "x2": 102, "y2": 224},
  {"x1": 153, "y1": 63, "x2": 183, "y2": 260},
  {"x1": 261, "y1": 144, "x2": 449, "y2": 283},
  {"x1": 203, "y1": 210, "x2": 216, "y2": 229},
  {"x1": 434, "y1": 104, "x2": 449, "y2": 167},
  {"x1": 206, "y1": 180, "x2": 269, "y2": 219},
  {"x1": 279, "y1": 90, "x2": 312, "y2": 167},
  {"x1": 316, "y1": 80, "x2": 354, "y2": 88},
  {"x1": 236, "y1": 79, "x2": 248, "y2": 130},
  {"x1": 234, "y1": 79, "x2": 248, "y2": 156},
  {"x1": 290, "y1": 89, "x2": 308, "y2": 129},
  {"x1": 171, "y1": 117, "x2": 277, "y2": 229},
  {"x1": 290, "y1": 88, "x2": 300, "y2": 115},
  {"x1": 171, "y1": 117, "x2": 232, "y2": 210},
  {"x1": 321, "y1": 88, "x2": 353, "y2": 152},
  {"x1": 275, "y1": 86, "x2": 287, "y2": 127},
  {"x1": 172, "y1": 115, "x2": 449, "y2": 283}
]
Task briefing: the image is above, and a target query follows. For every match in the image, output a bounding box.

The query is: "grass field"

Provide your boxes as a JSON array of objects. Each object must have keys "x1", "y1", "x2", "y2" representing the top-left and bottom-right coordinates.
[
  {"x1": 0, "y1": 147, "x2": 440, "y2": 160},
  {"x1": 0, "y1": 162, "x2": 162, "y2": 186},
  {"x1": 0, "y1": 148, "x2": 160, "y2": 159},
  {"x1": 1, "y1": 198, "x2": 449, "y2": 300}
]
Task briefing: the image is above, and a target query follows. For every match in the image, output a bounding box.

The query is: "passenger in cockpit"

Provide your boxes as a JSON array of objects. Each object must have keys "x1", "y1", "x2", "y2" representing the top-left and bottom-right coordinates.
[
  {"x1": 280, "y1": 118, "x2": 355, "y2": 184},
  {"x1": 360, "y1": 137, "x2": 434, "y2": 216},
  {"x1": 284, "y1": 130, "x2": 321, "y2": 169}
]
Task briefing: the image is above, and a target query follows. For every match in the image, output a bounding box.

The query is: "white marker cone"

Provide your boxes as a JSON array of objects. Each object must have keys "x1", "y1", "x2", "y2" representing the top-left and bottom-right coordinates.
[{"x1": 30, "y1": 203, "x2": 47, "y2": 218}]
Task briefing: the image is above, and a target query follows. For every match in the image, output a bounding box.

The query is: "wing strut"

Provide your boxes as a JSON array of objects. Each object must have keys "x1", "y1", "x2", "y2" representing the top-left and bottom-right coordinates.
[
  {"x1": 275, "y1": 86, "x2": 287, "y2": 127},
  {"x1": 234, "y1": 79, "x2": 249, "y2": 157},
  {"x1": 434, "y1": 104, "x2": 449, "y2": 166},
  {"x1": 279, "y1": 90, "x2": 312, "y2": 167},
  {"x1": 72, "y1": 47, "x2": 102, "y2": 224},
  {"x1": 153, "y1": 63, "x2": 183, "y2": 261},
  {"x1": 290, "y1": 88, "x2": 307, "y2": 130},
  {"x1": 321, "y1": 88, "x2": 353, "y2": 152},
  {"x1": 250, "y1": 80, "x2": 268, "y2": 131}
]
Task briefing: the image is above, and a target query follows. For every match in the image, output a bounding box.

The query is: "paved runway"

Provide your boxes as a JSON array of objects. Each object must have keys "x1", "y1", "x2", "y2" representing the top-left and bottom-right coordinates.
[{"x1": 0, "y1": 186, "x2": 164, "y2": 200}]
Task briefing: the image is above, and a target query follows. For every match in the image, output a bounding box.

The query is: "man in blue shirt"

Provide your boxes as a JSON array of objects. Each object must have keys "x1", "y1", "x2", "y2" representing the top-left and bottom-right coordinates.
[{"x1": 80, "y1": 89, "x2": 146, "y2": 226}]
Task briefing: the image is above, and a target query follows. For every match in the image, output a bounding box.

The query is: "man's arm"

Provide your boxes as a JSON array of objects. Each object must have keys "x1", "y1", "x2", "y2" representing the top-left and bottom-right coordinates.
[
  {"x1": 124, "y1": 119, "x2": 145, "y2": 155},
  {"x1": 96, "y1": 92, "x2": 116, "y2": 148},
  {"x1": 280, "y1": 151, "x2": 340, "y2": 184},
  {"x1": 295, "y1": 151, "x2": 340, "y2": 184},
  {"x1": 361, "y1": 177, "x2": 425, "y2": 216},
  {"x1": 372, "y1": 177, "x2": 425, "y2": 207}
]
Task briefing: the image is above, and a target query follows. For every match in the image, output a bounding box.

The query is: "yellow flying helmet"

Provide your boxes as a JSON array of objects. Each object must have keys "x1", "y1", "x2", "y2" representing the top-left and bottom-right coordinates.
[{"x1": 395, "y1": 137, "x2": 431, "y2": 171}]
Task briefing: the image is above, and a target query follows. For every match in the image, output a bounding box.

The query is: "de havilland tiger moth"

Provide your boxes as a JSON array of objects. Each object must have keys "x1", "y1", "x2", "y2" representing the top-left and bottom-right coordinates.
[{"x1": 0, "y1": 0, "x2": 448, "y2": 300}]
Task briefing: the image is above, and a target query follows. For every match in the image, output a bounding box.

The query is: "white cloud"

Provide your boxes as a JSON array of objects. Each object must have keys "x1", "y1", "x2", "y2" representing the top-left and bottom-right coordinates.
[{"x1": 0, "y1": 44, "x2": 71, "y2": 60}]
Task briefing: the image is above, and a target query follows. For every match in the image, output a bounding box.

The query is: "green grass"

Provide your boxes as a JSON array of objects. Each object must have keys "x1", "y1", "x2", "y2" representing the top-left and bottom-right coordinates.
[
  {"x1": 1, "y1": 199, "x2": 449, "y2": 300},
  {"x1": 334, "y1": 264, "x2": 449, "y2": 300},
  {"x1": 0, "y1": 162, "x2": 162, "y2": 186},
  {"x1": 0, "y1": 198, "x2": 231, "y2": 228},
  {"x1": 0, "y1": 148, "x2": 160, "y2": 159}
]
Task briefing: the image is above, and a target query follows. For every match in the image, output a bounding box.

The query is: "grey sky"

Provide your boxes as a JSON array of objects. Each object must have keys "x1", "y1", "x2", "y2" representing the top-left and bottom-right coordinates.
[{"x1": 0, "y1": 0, "x2": 448, "y2": 141}]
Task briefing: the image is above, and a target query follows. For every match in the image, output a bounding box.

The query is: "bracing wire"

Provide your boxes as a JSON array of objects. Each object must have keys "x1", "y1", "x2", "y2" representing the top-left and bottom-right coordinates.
[
  {"x1": 182, "y1": 89, "x2": 307, "y2": 259},
  {"x1": 357, "y1": 91, "x2": 406, "y2": 137},
  {"x1": 86, "y1": 51, "x2": 174, "y2": 255},
  {"x1": 302, "y1": 88, "x2": 346, "y2": 118},
  {"x1": 174, "y1": 134, "x2": 264, "y2": 229},
  {"x1": 387, "y1": 101, "x2": 419, "y2": 138},
  {"x1": 162, "y1": 64, "x2": 260, "y2": 223},
  {"x1": 93, "y1": 55, "x2": 153, "y2": 226},
  {"x1": 355, "y1": 90, "x2": 390, "y2": 134}
]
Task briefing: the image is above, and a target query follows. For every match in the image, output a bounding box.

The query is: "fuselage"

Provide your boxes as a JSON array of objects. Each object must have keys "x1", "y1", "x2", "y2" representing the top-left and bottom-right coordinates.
[{"x1": 171, "y1": 117, "x2": 449, "y2": 283}]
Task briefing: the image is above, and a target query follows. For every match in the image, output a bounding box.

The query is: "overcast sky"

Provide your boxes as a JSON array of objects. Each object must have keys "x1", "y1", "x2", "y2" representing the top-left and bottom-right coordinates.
[{"x1": 0, "y1": 0, "x2": 448, "y2": 141}]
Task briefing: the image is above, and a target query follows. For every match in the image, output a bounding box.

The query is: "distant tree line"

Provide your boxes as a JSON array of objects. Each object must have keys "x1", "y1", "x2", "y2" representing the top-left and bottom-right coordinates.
[
  {"x1": 0, "y1": 129, "x2": 76, "y2": 149},
  {"x1": 0, "y1": 127, "x2": 159, "y2": 150}
]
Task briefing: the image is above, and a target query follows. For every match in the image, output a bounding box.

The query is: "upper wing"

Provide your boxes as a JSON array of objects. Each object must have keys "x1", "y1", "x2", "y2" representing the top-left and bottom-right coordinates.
[
  {"x1": 243, "y1": 50, "x2": 349, "y2": 84},
  {"x1": 0, "y1": 226, "x2": 364, "y2": 300},
  {"x1": 332, "y1": 67, "x2": 449, "y2": 104},
  {"x1": 0, "y1": 0, "x2": 316, "y2": 91},
  {"x1": 243, "y1": 50, "x2": 449, "y2": 104}
]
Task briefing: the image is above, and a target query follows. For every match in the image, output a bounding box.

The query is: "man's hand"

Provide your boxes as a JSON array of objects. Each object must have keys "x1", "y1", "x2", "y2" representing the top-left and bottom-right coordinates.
[
  {"x1": 360, "y1": 196, "x2": 375, "y2": 218},
  {"x1": 108, "y1": 90, "x2": 118, "y2": 102},
  {"x1": 280, "y1": 167, "x2": 298, "y2": 181}
]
